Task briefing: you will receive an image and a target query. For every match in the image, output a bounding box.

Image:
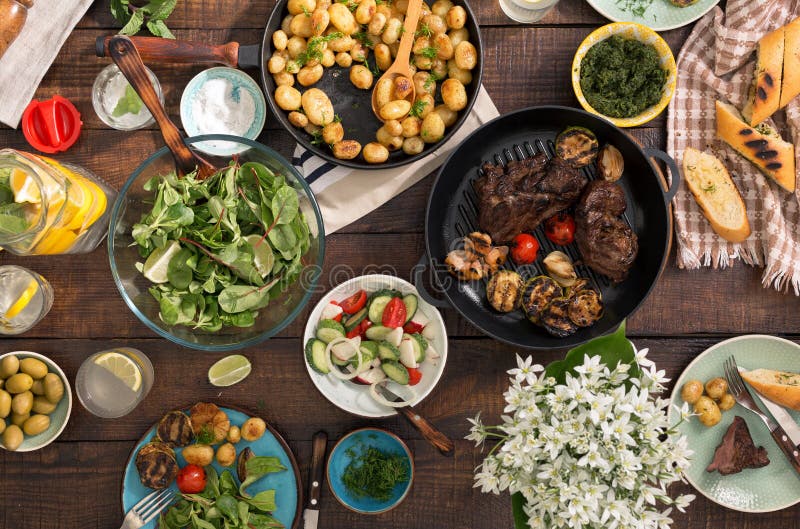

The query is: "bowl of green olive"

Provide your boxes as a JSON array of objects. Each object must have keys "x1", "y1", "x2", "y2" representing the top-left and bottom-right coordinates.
[{"x1": 0, "y1": 351, "x2": 72, "y2": 452}]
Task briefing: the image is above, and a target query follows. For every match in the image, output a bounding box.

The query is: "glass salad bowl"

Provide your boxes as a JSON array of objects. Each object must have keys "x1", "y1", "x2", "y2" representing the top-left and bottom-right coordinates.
[{"x1": 108, "y1": 135, "x2": 325, "y2": 351}]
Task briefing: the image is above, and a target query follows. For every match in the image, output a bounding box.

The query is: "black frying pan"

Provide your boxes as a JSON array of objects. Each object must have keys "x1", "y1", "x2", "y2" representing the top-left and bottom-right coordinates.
[
  {"x1": 414, "y1": 106, "x2": 680, "y2": 351},
  {"x1": 96, "y1": 0, "x2": 483, "y2": 170}
]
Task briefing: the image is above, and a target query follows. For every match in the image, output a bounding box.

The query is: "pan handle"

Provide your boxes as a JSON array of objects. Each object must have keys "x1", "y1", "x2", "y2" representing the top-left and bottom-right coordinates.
[
  {"x1": 96, "y1": 36, "x2": 240, "y2": 67},
  {"x1": 643, "y1": 148, "x2": 682, "y2": 204},
  {"x1": 412, "y1": 253, "x2": 450, "y2": 308}
]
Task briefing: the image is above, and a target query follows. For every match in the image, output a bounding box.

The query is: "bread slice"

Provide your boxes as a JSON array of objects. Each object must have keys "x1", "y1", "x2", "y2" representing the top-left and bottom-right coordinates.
[
  {"x1": 741, "y1": 368, "x2": 800, "y2": 411},
  {"x1": 715, "y1": 100, "x2": 796, "y2": 192},
  {"x1": 742, "y1": 27, "x2": 784, "y2": 126},
  {"x1": 682, "y1": 148, "x2": 751, "y2": 242},
  {"x1": 780, "y1": 18, "x2": 800, "y2": 107}
]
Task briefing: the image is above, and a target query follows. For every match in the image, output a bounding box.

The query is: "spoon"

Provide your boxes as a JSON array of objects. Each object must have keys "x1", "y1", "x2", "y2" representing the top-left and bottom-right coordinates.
[
  {"x1": 371, "y1": 0, "x2": 423, "y2": 121},
  {"x1": 108, "y1": 35, "x2": 217, "y2": 179}
]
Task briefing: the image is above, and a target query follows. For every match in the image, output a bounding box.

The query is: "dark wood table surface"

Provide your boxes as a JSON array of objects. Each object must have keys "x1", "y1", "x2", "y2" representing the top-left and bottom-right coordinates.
[{"x1": 2, "y1": 0, "x2": 800, "y2": 527}]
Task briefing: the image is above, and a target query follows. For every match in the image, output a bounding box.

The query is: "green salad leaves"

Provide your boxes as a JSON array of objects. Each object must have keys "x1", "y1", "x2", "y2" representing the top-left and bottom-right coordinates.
[{"x1": 132, "y1": 161, "x2": 312, "y2": 332}]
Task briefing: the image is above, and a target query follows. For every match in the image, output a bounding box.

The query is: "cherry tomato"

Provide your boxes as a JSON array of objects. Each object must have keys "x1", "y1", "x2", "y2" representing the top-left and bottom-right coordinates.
[
  {"x1": 510, "y1": 233, "x2": 539, "y2": 264},
  {"x1": 381, "y1": 297, "x2": 407, "y2": 328},
  {"x1": 359, "y1": 319, "x2": 372, "y2": 334},
  {"x1": 407, "y1": 367, "x2": 422, "y2": 386},
  {"x1": 346, "y1": 326, "x2": 361, "y2": 339},
  {"x1": 403, "y1": 321, "x2": 425, "y2": 334},
  {"x1": 176, "y1": 464, "x2": 206, "y2": 494},
  {"x1": 544, "y1": 212, "x2": 576, "y2": 245},
  {"x1": 339, "y1": 290, "x2": 367, "y2": 314}
]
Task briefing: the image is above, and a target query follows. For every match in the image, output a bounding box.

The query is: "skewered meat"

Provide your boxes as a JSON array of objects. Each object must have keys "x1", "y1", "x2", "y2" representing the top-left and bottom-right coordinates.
[
  {"x1": 574, "y1": 180, "x2": 638, "y2": 282},
  {"x1": 474, "y1": 154, "x2": 588, "y2": 243},
  {"x1": 446, "y1": 232, "x2": 508, "y2": 280},
  {"x1": 706, "y1": 416, "x2": 770, "y2": 475}
]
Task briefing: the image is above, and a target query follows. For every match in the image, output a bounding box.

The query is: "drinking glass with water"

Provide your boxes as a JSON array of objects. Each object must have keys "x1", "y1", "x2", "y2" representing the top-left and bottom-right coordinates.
[
  {"x1": 0, "y1": 265, "x2": 53, "y2": 335},
  {"x1": 75, "y1": 347, "x2": 154, "y2": 418},
  {"x1": 499, "y1": 0, "x2": 560, "y2": 23}
]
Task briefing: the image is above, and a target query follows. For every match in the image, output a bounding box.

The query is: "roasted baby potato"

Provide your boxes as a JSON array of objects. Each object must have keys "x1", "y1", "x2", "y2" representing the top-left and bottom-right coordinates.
[
  {"x1": 350, "y1": 64, "x2": 374, "y2": 89},
  {"x1": 227, "y1": 425, "x2": 242, "y2": 444},
  {"x1": 717, "y1": 393, "x2": 736, "y2": 411},
  {"x1": 705, "y1": 377, "x2": 728, "y2": 400},
  {"x1": 241, "y1": 417, "x2": 267, "y2": 441},
  {"x1": 216, "y1": 442, "x2": 237, "y2": 467},
  {"x1": 680, "y1": 380, "x2": 704, "y2": 404},
  {"x1": 301, "y1": 88, "x2": 335, "y2": 126},
  {"x1": 363, "y1": 142, "x2": 390, "y2": 163},
  {"x1": 275, "y1": 85, "x2": 302, "y2": 111},
  {"x1": 332, "y1": 140, "x2": 362, "y2": 159},
  {"x1": 441, "y1": 78, "x2": 467, "y2": 111},
  {"x1": 694, "y1": 396, "x2": 722, "y2": 427}
]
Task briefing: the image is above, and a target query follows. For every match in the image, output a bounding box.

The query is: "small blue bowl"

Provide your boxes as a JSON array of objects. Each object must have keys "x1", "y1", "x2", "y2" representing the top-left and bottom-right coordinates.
[
  {"x1": 180, "y1": 67, "x2": 266, "y2": 156},
  {"x1": 327, "y1": 428, "x2": 414, "y2": 514}
]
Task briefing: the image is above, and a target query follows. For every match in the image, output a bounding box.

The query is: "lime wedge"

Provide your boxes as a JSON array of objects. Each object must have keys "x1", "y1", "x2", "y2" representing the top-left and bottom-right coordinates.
[
  {"x1": 3, "y1": 278, "x2": 39, "y2": 320},
  {"x1": 143, "y1": 240, "x2": 181, "y2": 284},
  {"x1": 208, "y1": 354, "x2": 252, "y2": 387},
  {"x1": 245, "y1": 234, "x2": 274, "y2": 278},
  {"x1": 94, "y1": 351, "x2": 142, "y2": 392}
]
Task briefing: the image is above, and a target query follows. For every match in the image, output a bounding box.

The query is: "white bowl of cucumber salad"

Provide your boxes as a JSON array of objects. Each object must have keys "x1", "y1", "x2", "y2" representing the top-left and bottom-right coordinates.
[{"x1": 302, "y1": 274, "x2": 448, "y2": 418}]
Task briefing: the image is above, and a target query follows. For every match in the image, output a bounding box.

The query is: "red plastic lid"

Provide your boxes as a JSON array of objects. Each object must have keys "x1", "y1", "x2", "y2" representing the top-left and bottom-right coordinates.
[{"x1": 21, "y1": 95, "x2": 83, "y2": 153}]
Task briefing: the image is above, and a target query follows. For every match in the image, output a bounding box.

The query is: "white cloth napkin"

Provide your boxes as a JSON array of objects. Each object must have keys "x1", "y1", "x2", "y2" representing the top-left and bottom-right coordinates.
[
  {"x1": 0, "y1": 0, "x2": 93, "y2": 128},
  {"x1": 292, "y1": 84, "x2": 499, "y2": 234}
]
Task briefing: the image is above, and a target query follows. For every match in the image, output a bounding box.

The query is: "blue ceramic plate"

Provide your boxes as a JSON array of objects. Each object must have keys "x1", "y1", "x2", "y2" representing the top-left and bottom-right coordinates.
[
  {"x1": 668, "y1": 335, "x2": 800, "y2": 512},
  {"x1": 327, "y1": 428, "x2": 414, "y2": 514},
  {"x1": 122, "y1": 407, "x2": 302, "y2": 528}
]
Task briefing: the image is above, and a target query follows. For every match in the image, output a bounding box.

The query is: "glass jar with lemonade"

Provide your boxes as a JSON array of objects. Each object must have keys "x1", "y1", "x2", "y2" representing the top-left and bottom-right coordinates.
[{"x1": 0, "y1": 149, "x2": 116, "y2": 255}]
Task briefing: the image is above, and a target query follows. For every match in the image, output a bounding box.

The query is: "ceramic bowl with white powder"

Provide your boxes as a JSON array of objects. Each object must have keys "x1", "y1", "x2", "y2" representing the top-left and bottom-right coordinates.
[{"x1": 180, "y1": 67, "x2": 266, "y2": 156}]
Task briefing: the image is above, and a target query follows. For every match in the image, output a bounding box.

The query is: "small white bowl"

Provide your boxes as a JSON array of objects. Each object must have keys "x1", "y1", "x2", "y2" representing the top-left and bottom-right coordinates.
[
  {"x1": 302, "y1": 274, "x2": 449, "y2": 418},
  {"x1": 0, "y1": 351, "x2": 72, "y2": 452}
]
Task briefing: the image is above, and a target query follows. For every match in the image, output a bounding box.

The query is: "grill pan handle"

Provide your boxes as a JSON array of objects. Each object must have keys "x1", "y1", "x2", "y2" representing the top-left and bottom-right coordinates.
[
  {"x1": 413, "y1": 253, "x2": 450, "y2": 308},
  {"x1": 96, "y1": 35, "x2": 241, "y2": 67},
  {"x1": 643, "y1": 148, "x2": 681, "y2": 204}
]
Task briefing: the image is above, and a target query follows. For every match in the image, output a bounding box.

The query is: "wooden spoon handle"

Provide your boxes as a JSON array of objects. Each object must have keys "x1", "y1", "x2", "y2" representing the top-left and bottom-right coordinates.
[
  {"x1": 396, "y1": 405, "x2": 455, "y2": 456},
  {"x1": 108, "y1": 35, "x2": 196, "y2": 175},
  {"x1": 96, "y1": 36, "x2": 240, "y2": 67},
  {"x1": 392, "y1": 0, "x2": 423, "y2": 72}
]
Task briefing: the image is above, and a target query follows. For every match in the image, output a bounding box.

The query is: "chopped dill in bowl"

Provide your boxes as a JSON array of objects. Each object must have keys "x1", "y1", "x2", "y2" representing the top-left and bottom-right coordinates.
[
  {"x1": 579, "y1": 35, "x2": 668, "y2": 119},
  {"x1": 342, "y1": 443, "x2": 411, "y2": 502}
]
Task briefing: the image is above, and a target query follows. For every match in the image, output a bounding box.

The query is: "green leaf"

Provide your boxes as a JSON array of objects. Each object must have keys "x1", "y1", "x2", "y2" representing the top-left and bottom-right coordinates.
[
  {"x1": 245, "y1": 490, "x2": 277, "y2": 513},
  {"x1": 239, "y1": 456, "x2": 287, "y2": 498},
  {"x1": 218, "y1": 285, "x2": 267, "y2": 314},
  {"x1": 511, "y1": 492, "x2": 528, "y2": 529},
  {"x1": 247, "y1": 513, "x2": 284, "y2": 529},
  {"x1": 149, "y1": 0, "x2": 178, "y2": 20},
  {"x1": 147, "y1": 19, "x2": 176, "y2": 39},
  {"x1": 119, "y1": 9, "x2": 145, "y2": 35},
  {"x1": 219, "y1": 470, "x2": 238, "y2": 496},
  {"x1": 271, "y1": 186, "x2": 299, "y2": 225},
  {"x1": 544, "y1": 321, "x2": 637, "y2": 384},
  {"x1": 110, "y1": 0, "x2": 131, "y2": 23},
  {"x1": 112, "y1": 84, "x2": 143, "y2": 117},
  {"x1": 0, "y1": 213, "x2": 28, "y2": 235},
  {"x1": 167, "y1": 248, "x2": 194, "y2": 290},
  {"x1": 191, "y1": 514, "x2": 217, "y2": 529},
  {"x1": 238, "y1": 501, "x2": 250, "y2": 527},
  {"x1": 215, "y1": 494, "x2": 238, "y2": 522}
]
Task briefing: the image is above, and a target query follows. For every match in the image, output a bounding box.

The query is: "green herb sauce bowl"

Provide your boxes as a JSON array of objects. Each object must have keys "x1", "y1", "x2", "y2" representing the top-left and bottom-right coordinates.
[{"x1": 107, "y1": 135, "x2": 325, "y2": 351}]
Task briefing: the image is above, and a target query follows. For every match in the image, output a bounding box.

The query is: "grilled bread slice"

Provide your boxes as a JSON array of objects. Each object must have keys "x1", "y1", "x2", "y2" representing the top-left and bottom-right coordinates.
[
  {"x1": 741, "y1": 368, "x2": 800, "y2": 411},
  {"x1": 715, "y1": 100, "x2": 796, "y2": 192},
  {"x1": 682, "y1": 148, "x2": 751, "y2": 242},
  {"x1": 780, "y1": 18, "x2": 800, "y2": 107},
  {"x1": 742, "y1": 26, "x2": 784, "y2": 126}
]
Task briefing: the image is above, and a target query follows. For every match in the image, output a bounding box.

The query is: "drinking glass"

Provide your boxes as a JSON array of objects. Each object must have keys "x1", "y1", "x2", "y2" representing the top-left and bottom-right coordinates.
[
  {"x1": 498, "y1": 0, "x2": 560, "y2": 23},
  {"x1": 75, "y1": 347, "x2": 154, "y2": 418},
  {"x1": 0, "y1": 265, "x2": 54, "y2": 335}
]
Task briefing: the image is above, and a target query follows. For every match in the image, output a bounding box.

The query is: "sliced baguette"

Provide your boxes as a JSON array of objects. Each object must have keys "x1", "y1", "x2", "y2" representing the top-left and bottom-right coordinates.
[
  {"x1": 715, "y1": 100, "x2": 796, "y2": 192},
  {"x1": 742, "y1": 26, "x2": 784, "y2": 126},
  {"x1": 741, "y1": 368, "x2": 800, "y2": 411},
  {"x1": 780, "y1": 18, "x2": 800, "y2": 107},
  {"x1": 682, "y1": 147, "x2": 751, "y2": 242}
]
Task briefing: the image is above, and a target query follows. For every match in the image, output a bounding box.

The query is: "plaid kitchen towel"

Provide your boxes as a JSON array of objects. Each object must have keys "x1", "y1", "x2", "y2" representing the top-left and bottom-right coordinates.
[
  {"x1": 667, "y1": 0, "x2": 800, "y2": 294},
  {"x1": 292, "y1": 84, "x2": 499, "y2": 234}
]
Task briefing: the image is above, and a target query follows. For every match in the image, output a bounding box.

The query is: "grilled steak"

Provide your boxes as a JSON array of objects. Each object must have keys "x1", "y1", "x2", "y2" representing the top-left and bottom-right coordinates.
[
  {"x1": 474, "y1": 154, "x2": 588, "y2": 243},
  {"x1": 574, "y1": 180, "x2": 638, "y2": 282},
  {"x1": 706, "y1": 416, "x2": 770, "y2": 475}
]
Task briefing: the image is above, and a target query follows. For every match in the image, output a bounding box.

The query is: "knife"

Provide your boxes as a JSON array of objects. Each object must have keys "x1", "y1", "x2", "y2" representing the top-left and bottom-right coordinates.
[
  {"x1": 377, "y1": 384, "x2": 455, "y2": 456},
  {"x1": 303, "y1": 431, "x2": 328, "y2": 529}
]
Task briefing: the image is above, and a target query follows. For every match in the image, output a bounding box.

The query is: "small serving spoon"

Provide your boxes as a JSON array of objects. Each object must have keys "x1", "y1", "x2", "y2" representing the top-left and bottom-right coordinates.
[
  {"x1": 371, "y1": 0, "x2": 423, "y2": 121},
  {"x1": 108, "y1": 35, "x2": 217, "y2": 179}
]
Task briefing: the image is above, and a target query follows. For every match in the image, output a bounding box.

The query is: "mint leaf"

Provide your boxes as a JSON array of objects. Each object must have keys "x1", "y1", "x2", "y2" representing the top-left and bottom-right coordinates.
[
  {"x1": 147, "y1": 19, "x2": 176, "y2": 39},
  {"x1": 119, "y1": 9, "x2": 144, "y2": 35},
  {"x1": 110, "y1": 0, "x2": 131, "y2": 23},
  {"x1": 0, "y1": 214, "x2": 28, "y2": 235},
  {"x1": 112, "y1": 84, "x2": 143, "y2": 117},
  {"x1": 149, "y1": 0, "x2": 178, "y2": 20}
]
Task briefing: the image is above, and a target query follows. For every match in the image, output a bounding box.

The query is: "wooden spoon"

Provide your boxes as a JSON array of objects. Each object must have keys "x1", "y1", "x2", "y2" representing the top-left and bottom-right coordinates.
[
  {"x1": 108, "y1": 35, "x2": 217, "y2": 179},
  {"x1": 371, "y1": 0, "x2": 423, "y2": 121}
]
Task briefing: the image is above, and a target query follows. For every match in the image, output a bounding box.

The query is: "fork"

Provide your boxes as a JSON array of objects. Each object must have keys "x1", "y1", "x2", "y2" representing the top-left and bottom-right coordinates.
[
  {"x1": 120, "y1": 488, "x2": 174, "y2": 529},
  {"x1": 723, "y1": 356, "x2": 800, "y2": 474}
]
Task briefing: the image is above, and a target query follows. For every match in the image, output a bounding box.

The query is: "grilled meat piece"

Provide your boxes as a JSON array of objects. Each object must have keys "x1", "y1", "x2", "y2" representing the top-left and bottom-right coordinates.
[
  {"x1": 474, "y1": 154, "x2": 588, "y2": 243},
  {"x1": 575, "y1": 180, "x2": 638, "y2": 282},
  {"x1": 706, "y1": 416, "x2": 770, "y2": 475}
]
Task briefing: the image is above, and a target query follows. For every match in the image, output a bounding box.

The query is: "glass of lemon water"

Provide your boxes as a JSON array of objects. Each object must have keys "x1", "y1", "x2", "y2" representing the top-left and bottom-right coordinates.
[
  {"x1": 0, "y1": 265, "x2": 54, "y2": 335},
  {"x1": 75, "y1": 347, "x2": 154, "y2": 418},
  {"x1": 498, "y1": 0, "x2": 560, "y2": 23}
]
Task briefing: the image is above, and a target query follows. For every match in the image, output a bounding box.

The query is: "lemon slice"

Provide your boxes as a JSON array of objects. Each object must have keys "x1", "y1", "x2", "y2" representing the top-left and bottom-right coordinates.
[
  {"x1": 10, "y1": 169, "x2": 41, "y2": 204},
  {"x1": 3, "y1": 278, "x2": 39, "y2": 320},
  {"x1": 142, "y1": 240, "x2": 182, "y2": 284},
  {"x1": 34, "y1": 227, "x2": 78, "y2": 255},
  {"x1": 208, "y1": 354, "x2": 252, "y2": 387},
  {"x1": 94, "y1": 351, "x2": 142, "y2": 392}
]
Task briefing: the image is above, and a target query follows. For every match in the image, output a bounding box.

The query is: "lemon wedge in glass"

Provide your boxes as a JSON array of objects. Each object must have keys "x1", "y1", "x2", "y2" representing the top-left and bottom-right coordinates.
[
  {"x1": 3, "y1": 278, "x2": 39, "y2": 320},
  {"x1": 94, "y1": 351, "x2": 142, "y2": 392}
]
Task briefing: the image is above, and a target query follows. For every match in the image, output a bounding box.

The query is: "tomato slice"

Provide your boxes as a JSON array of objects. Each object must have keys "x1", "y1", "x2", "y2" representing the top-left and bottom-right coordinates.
[
  {"x1": 346, "y1": 326, "x2": 361, "y2": 339},
  {"x1": 359, "y1": 319, "x2": 373, "y2": 334},
  {"x1": 381, "y1": 297, "x2": 407, "y2": 328},
  {"x1": 176, "y1": 464, "x2": 206, "y2": 494},
  {"x1": 407, "y1": 367, "x2": 422, "y2": 386},
  {"x1": 339, "y1": 290, "x2": 367, "y2": 314},
  {"x1": 403, "y1": 321, "x2": 424, "y2": 334}
]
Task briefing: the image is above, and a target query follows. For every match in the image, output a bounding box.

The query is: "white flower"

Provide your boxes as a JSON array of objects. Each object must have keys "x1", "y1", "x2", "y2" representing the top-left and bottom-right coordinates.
[
  {"x1": 465, "y1": 412, "x2": 486, "y2": 446},
  {"x1": 508, "y1": 354, "x2": 544, "y2": 385}
]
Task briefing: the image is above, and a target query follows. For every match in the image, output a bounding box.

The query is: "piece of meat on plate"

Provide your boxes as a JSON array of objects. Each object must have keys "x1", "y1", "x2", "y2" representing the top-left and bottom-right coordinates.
[{"x1": 706, "y1": 415, "x2": 770, "y2": 475}]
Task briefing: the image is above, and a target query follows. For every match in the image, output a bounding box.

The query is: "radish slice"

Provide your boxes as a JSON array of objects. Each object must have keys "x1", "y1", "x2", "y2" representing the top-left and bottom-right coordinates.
[
  {"x1": 410, "y1": 311, "x2": 429, "y2": 327},
  {"x1": 369, "y1": 382, "x2": 417, "y2": 408},
  {"x1": 325, "y1": 337, "x2": 363, "y2": 380},
  {"x1": 422, "y1": 324, "x2": 437, "y2": 341},
  {"x1": 356, "y1": 366, "x2": 387, "y2": 385},
  {"x1": 386, "y1": 327, "x2": 403, "y2": 347},
  {"x1": 321, "y1": 302, "x2": 344, "y2": 320},
  {"x1": 426, "y1": 344, "x2": 440, "y2": 359},
  {"x1": 398, "y1": 338, "x2": 418, "y2": 368}
]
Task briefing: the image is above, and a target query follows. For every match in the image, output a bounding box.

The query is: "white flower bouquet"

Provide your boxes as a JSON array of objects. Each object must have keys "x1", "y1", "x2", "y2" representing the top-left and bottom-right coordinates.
[{"x1": 467, "y1": 324, "x2": 695, "y2": 529}]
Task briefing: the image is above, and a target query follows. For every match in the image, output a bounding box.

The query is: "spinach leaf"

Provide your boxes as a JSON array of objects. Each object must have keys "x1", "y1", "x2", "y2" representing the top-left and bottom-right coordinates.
[
  {"x1": 239, "y1": 456, "x2": 287, "y2": 498},
  {"x1": 218, "y1": 285, "x2": 268, "y2": 314},
  {"x1": 168, "y1": 248, "x2": 194, "y2": 290},
  {"x1": 248, "y1": 513, "x2": 284, "y2": 528},
  {"x1": 245, "y1": 490, "x2": 277, "y2": 513},
  {"x1": 219, "y1": 470, "x2": 238, "y2": 496},
  {"x1": 215, "y1": 494, "x2": 239, "y2": 522},
  {"x1": 271, "y1": 186, "x2": 299, "y2": 225}
]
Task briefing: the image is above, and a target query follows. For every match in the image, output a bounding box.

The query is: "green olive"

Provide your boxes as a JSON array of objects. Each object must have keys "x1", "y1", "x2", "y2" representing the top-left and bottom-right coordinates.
[
  {"x1": 22, "y1": 414, "x2": 50, "y2": 436},
  {"x1": 0, "y1": 355, "x2": 19, "y2": 378},
  {"x1": 32, "y1": 395, "x2": 57, "y2": 415},
  {"x1": 5, "y1": 373, "x2": 33, "y2": 394},
  {"x1": 43, "y1": 373, "x2": 64, "y2": 404},
  {"x1": 0, "y1": 378, "x2": 4, "y2": 390},
  {"x1": 10, "y1": 412, "x2": 29, "y2": 427},
  {"x1": 0, "y1": 418, "x2": 5, "y2": 435},
  {"x1": 2, "y1": 424, "x2": 23, "y2": 451},
  {"x1": 11, "y1": 391, "x2": 33, "y2": 415},
  {"x1": 19, "y1": 358, "x2": 48, "y2": 380},
  {"x1": 0, "y1": 390, "x2": 10, "y2": 418},
  {"x1": 31, "y1": 379, "x2": 44, "y2": 395}
]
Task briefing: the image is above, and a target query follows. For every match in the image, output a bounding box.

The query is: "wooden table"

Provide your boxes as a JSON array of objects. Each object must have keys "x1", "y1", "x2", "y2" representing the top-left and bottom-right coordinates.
[{"x1": 2, "y1": 0, "x2": 800, "y2": 527}]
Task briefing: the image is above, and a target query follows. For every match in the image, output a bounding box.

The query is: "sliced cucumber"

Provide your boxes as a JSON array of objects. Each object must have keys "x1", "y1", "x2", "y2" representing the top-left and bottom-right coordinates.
[
  {"x1": 316, "y1": 319, "x2": 346, "y2": 343},
  {"x1": 360, "y1": 340, "x2": 379, "y2": 355},
  {"x1": 402, "y1": 294, "x2": 418, "y2": 323},
  {"x1": 381, "y1": 360, "x2": 410, "y2": 385},
  {"x1": 365, "y1": 325, "x2": 393, "y2": 341},
  {"x1": 411, "y1": 333, "x2": 428, "y2": 363},
  {"x1": 305, "y1": 338, "x2": 330, "y2": 374},
  {"x1": 367, "y1": 289, "x2": 401, "y2": 323},
  {"x1": 378, "y1": 341, "x2": 400, "y2": 361},
  {"x1": 343, "y1": 307, "x2": 367, "y2": 332},
  {"x1": 351, "y1": 342, "x2": 377, "y2": 367}
]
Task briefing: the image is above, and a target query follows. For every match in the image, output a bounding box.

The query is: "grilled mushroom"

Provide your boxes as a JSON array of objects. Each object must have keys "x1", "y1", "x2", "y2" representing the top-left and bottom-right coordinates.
[
  {"x1": 486, "y1": 270, "x2": 523, "y2": 312},
  {"x1": 156, "y1": 411, "x2": 194, "y2": 447},
  {"x1": 237, "y1": 446, "x2": 255, "y2": 482},
  {"x1": 523, "y1": 275, "x2": 562, "y2": 323},
  {"x1": 135, "y1": 441, "x2": 178, "y2": 489},
  {"x1": 539, "y1": 297, "x2": 579, "y2": 337}
]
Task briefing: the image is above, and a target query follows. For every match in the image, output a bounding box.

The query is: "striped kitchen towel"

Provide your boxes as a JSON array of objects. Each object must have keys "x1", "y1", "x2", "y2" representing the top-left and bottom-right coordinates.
[{"x1": 292, "y1": 84, "x2": 499, "y2": 234}]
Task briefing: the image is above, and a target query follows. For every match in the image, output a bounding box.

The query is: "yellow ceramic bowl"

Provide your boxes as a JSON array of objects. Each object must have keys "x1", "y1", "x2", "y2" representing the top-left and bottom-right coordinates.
[{"x1": 571, "y1": 22, "x2": 677, "y2": 128}]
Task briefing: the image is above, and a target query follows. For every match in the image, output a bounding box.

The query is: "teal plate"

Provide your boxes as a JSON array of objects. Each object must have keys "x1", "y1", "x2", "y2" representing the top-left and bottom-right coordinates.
[
  {"x1": 585, "y1": 0, "x2": 720, "y2": 31},
  {"x1": 122, "y1": 406, "x2": 302, "y2": 528},
  {"x1": 668, "y1": 335, "x2": 800, "y2": 512}
]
